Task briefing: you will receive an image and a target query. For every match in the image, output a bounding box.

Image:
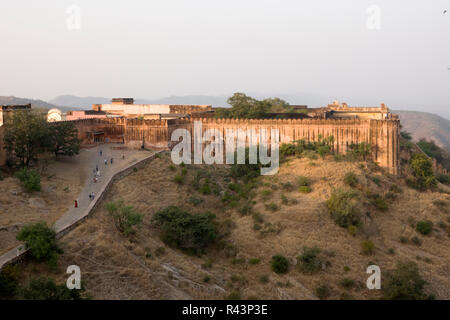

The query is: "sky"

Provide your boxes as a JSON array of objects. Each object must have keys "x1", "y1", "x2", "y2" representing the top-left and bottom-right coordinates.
[{"x1": 0, "y1": 0, "x2": 449, "y2": 117}]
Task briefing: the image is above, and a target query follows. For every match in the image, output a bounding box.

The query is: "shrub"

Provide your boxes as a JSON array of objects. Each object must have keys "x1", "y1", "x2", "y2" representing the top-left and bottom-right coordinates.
[
  {"x1": 400, "y1": 131, "x2": 412, "y2": 140},
  {"x1": 297, "y1": 176, "x2": 310, "y2": 187},
  {"x1": 389, "y1": 184, "x2": 403, "y2": 194},
  {"x1": 298, "y1": 186, "x2": 311, "y2": 193},
  {"x1": 105, "y1": 201, "x2": 143, "y2": 236},
  {"x1": 16, "y1": 222, "x2": 62, "y2": 268},
  {"x1": 0, "y1": 266, "x2": 20, "y2": 299},
  {"x1": 347, "y1": 142, "x2": 371, "y2": 161},
  {"x1": 297, "y1": 246, "x2": 323, "y2": 274},
  {"x1": 199, "y1": 182, "x2": 211, "y2": 195},
  {"x1": 15, "y1": 168, "x2": 41, "y2": 192},
  {"x1": 437, "y1": 174, "x2": 450, "y2": 185},
  {"x1": 271, "y1": 255, "x2": 289, "y2": 274},
  {"x1": 174, "y1": 174, "x2": 184, "y2": 184},
  {"x1": 417, "y1": 139, "x2": 444, "y2": 163},
  {"x1": 382, "y1": 261, "x2": 431, "y2": 300},
  {"x1": 226, "y1": 290, "x2": 241, "y2": 300},
  {"x1": 203, "y1": 275, "x2": 211, "y2": 283},
  {"x1": 361, "y1": 240, "x2": 375, "y2": 255},
  {"x1": 339, "y1": 278, "x2": 356, "y2": 289},
  {"x1": 20, "y1": 277, "x2": 83, "y2": 300},
  {"x1": 229, "y1": 148, "x2": 260, "y2": 182},
  {"x1": 265, "y1": 202, "x2": 279, "y2": 212},
  {"x1": 168, "y1": 165, "x2": 176, "y2": 171},
  {"x1": 416, "y1": 220, "x2": 433, "y2": 235},
  {"x1": 261, "y1": 189, "x2": 273, "y2": 200},
  {"x1": 347, "y1": 225, "x2": 357, "y2": 236},
  {"x1": 409, "y1": 154, "x2": 437, "y2": 190},
  {"x1": 259, "y1": 275, "x2": 269, "y2": 283},
  {"x1": 327, "y1": 189, "x2": 361, "y2": 228},
  {"x1": 344, "y1": 172, "x2": 358, "y2": 187},
  {"x1": 315, "y1": 285, "x2": 331, "y2": 300},
  {"x1": 152, "y1": 206, "x2": 217, "y2": 255},
  {"x1": 411, "y1": 236, "x2": 422, "y2": 246},
  {"x1": 248, "y1": 258, "x2": 261, "y2": 265},
  {"x1": 399, "y1": 236, "x2": 408, "y2": 244},
  {"x1": 280, "y1": 182, "x2": 295, "y2": 191},
  {"x1": 188, "y1": 196, "x2": 203, "y2": 207},
  {"x1": 368, "y1": 193, "x2": 388, "y2": 211}
]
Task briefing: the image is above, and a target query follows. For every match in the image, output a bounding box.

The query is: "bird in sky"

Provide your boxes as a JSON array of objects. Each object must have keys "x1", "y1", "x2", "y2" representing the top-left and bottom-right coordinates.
[{"x1": 444, "y1": 10, "x2": 447, "y2": 14}]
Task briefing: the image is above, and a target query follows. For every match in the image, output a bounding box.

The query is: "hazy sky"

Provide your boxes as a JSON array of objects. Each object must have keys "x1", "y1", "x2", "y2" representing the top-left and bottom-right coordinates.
[{"x1": 0, "y1": 0, "x2": 449, "y2": 116}]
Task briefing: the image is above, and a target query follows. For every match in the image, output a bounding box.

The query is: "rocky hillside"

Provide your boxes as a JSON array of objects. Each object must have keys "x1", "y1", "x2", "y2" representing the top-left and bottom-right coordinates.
[{"x1": 396, "y1": 110, "x2": 450, "y2": 151}]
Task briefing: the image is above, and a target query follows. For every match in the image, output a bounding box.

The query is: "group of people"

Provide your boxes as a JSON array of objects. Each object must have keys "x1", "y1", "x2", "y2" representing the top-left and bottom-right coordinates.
[{"x1": 75, "y1": 148, "x2": 126, "y2": 208}]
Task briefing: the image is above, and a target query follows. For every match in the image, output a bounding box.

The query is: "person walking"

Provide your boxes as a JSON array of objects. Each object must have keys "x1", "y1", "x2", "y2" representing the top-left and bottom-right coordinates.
[
  {"x1": 74, "y1": 200, "x2": 78, "y2": 208},
  {"x1": 100, "y1": 150, "x2": 103, "y2": 157},
  {"x1": 104, "y1": 159, "x2": 108, "y2": 165},
  {"x1": 96, "y1": 164, "x2": 98, "y2": 171},
  {"x1": 110, "y1": 158, "x2": 113, "y2": 164},
  {"x1": 91, "y1": 192, "x2": 95, "y2": 201},
  {"x1": 122, "y1": 153, "x2": 125, "y2": 160}
]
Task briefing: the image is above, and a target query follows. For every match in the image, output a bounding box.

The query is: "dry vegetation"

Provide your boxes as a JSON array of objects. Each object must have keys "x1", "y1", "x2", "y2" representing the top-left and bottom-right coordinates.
[
  {"x1": 0, "y1": 154, "x2": 85, "y2": 255},
  {"x1": 11, "y1": 152, "x2": 450, "y2": 299}
]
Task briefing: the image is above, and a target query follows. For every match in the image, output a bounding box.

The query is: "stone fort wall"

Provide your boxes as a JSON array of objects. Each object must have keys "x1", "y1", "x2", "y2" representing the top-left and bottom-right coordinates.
[{"x1": 71, "y1": 117, "x2": 400, "y2": 174}]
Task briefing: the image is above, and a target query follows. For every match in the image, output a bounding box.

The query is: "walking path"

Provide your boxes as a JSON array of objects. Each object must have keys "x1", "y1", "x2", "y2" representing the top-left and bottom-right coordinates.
[{"x1": 0, "y1": 144, "x2": 156, "y2": 269}]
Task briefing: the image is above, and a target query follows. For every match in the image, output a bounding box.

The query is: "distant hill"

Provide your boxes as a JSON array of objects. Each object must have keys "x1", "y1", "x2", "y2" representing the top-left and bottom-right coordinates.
[
  {"x1": 0, "y1": 96, "x2": 81, "y2": 112},
  {"x1": 396, "y1": 110, "x2": 450, "y2": 151},
  {"x1": 49, "y1": 95, "x2": 111, "y2": 109}
]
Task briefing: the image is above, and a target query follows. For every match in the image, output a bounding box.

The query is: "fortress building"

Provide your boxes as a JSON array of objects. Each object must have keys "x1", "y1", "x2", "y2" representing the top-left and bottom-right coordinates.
[
  {"x1": 58, "y1": 99, "x2": 401, "y2": 174},
  {"x1": 92, "y1": 98, "x2": 212, "y2": 118}
]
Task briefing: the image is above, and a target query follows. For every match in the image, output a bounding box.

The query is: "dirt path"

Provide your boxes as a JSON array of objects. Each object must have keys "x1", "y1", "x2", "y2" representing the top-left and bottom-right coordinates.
[{"x1": 0, "y1": 144, "x2": 154, "y2": 268}]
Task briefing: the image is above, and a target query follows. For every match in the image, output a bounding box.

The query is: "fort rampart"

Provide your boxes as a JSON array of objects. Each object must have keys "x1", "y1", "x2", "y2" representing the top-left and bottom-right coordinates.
[{"x1": 70, "y1": 117, "x2": 400, "y2": 174}]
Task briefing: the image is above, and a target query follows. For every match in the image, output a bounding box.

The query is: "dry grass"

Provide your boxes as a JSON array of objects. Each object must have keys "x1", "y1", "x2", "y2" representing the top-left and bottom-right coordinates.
[{"x1": 15, "y1": 152, "x2": 450, "y2": 300}]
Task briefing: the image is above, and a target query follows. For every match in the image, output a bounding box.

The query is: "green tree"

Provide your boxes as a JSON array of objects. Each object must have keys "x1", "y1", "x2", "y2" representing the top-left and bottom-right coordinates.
[
  {"x1": 261, "y1": 97, "x2": 292, "y2": 113},
  {"x1": 152, "y1": 206, "x2": 217, "y2": 255},
  {"x1": 105, "y1": 201, "x2": 143, "y2": 236},
  {"x1": 271, "y1": 255, "x2": 289, "y2": 274},
  {"x1": 416, "y1": 139, "x2": 443, "y2": 163},
  {"x1": 3, "y1": 110, "x2": 49, "y2": 167},
  {"x1": 16, "y1": 222, "x2": 62, "y2": 268},
  {"x1": 20, "y1": 277, "x2": 83, "y2": 300},
  {"x1": 383, "y1": 261, "x2": 431, "y2": 300},
  {"x1": 409, "y1": 153, "x2": 437, "y2": 190},
  {"x1": 15, "y1": 167, "x2": 41, "y2": 192},
  {"x1": 48, "y1": 122, "x2": 80, "y2": 158}
]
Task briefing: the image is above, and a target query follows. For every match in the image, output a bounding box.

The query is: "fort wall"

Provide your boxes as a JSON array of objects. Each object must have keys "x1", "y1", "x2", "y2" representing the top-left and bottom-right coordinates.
[{"x1": 69, "y1": 117, "x2": 401, "y2": 174}]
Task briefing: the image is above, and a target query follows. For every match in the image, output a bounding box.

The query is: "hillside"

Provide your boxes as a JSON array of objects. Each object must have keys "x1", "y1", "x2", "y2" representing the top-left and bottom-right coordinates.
[
  {"x1": 0, "y1": 96, "x2": 81, "y2": 112},
  {"x1": 14, "y1": 152, "x2": 450, "y2": 300},
  {"x1": 396, "y1": 110, "x2": 450, "y2": 151}
]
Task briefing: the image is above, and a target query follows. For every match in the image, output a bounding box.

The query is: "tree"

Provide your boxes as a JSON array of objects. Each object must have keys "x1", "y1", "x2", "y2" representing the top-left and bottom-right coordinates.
[
  {"x1": 261, "y1": 97, "x2": 292, "y2": 113},
  {"x1": 383, "y1": 261, "x2": 432, "y2": 300},
  {"x1": 3, "y1": 110, "x2": 49, "y2": 167},
  {"x1": 152, "y1": 206, "x2": 217, "y2": 255},
  {"x1": 20, "y1": 277, "x2": 83, "y2": 300},
  {"x1": 15, "y1": 167, "x2": 41, "y2": 192},
  {"x1": 48, "y1": 122, "x2": 80, "y2": 158},
  {"x1": 416, "y1": 139, "x2": 443, "y2": 163},
  {"x1": 409, "y1": 153, "x2": 437, "y2": 190},
  {"x1": 16, "y1": 222, "x2": 62, "y2": 268},
  {"x1": 105, "y1": 201, "x2": 143, "y2": 236}
]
